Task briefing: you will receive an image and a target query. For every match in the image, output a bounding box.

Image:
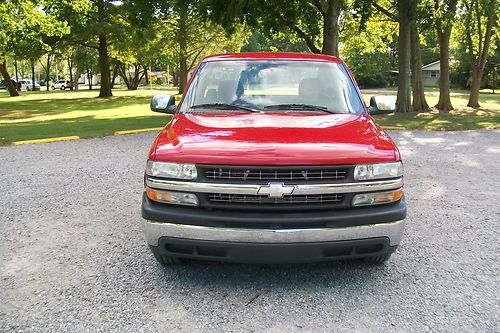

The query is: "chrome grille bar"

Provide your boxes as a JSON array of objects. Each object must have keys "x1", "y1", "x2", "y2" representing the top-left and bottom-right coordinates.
[
  {"x1": 204, "y1": 168, "x2": 348, "y2": 181},
  {"x1": 208, "y1": 193, "x2": 343, "y2": 204},
  {"x1": 146, "y1": 177, "x2": 403, "y2": 195}
]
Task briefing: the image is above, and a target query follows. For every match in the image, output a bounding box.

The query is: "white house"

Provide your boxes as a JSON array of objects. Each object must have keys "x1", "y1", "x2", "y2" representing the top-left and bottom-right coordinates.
[{"x1": 421, "y1": 60, "x2": 441, "y2": 87}]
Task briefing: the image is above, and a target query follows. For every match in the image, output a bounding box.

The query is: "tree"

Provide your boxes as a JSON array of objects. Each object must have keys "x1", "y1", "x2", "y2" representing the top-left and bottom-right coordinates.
[
  {"x1": 341, "y1": 6, "x2": 398, "y2": 88},
  {"x1": 141, "y1": 0, "x2": 249, "y2": 93},
  {"x1": 410, "y1": 1, "x2": 432, "y2": 112},
  {"x1": 205, "y1": 0, "x2": 345, "y2": 56},
  {"x1": 48, "y1": 0, "x2": 128, "y2": 97},
  {"x1": 463, "y1": 0, "x2": 497, "y2": 107},
  {"x1": 0, "y1": 0, "x2": 68, "y2": 97},
  {"x1": 433, "y1": 0, "x2": 459, "y2": 112},
  {"x1": 394, "y1": 0, "x2": 418, "y2": 113},
  {"x1": 241, "y1": 31, "x2": 309, "y2": 53},
  {"x1": 357, "y1": 0, "x2": 427, "y2": 113},
  {"x1": 112, "y1": 23, "x2": 154, "y2": 90}
]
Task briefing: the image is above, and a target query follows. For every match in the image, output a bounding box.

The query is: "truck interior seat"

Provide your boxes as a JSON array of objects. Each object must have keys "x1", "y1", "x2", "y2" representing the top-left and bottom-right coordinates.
[{"x1": 218, "y1": 80, "x2": 238, "y2": 103}]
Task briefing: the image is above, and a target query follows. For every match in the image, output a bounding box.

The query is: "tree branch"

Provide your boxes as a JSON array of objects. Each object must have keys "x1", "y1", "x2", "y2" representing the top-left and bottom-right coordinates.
[
  {"x1": 289, "y1": 24, "x2": 322, "y2": 53},
  {"x1": 372, "y1": 2, "x2": 398, "y2": 22}
]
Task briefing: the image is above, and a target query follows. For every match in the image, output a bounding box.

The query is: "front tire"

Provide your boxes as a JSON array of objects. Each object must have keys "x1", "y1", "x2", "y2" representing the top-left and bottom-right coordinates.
[
  {"x1": 61, "y1": 85, "x2": 65, "y2": 90},
  {"x1": 51, "y1": 85, "x2": 55, "y2": 90}
]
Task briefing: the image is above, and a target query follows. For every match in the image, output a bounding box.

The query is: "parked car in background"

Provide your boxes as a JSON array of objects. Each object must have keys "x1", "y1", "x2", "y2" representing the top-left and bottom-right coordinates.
[
  {"x1": 18, "y1": 79, "x2": 41, "y2": 91},
  {"x1": 51, "y1": 79, "x2": 74, "y2": 90},
  {"x1": 0, "y1": 79, "x2": 18, "y2": 90}
]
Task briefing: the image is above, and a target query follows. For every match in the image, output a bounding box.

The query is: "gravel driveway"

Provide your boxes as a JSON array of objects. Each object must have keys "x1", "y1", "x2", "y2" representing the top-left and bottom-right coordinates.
[{"x1": 1, "y1": 130, "x2": 498, "y2": 332}]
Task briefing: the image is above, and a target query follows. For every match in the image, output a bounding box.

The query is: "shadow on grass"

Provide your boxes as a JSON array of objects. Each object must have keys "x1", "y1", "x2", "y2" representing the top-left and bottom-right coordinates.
[
  {"x1": 373, "y1": 112, "x2": 500, "y2": 131},
  {"x1": 0, "y1": 95, "x2": 154, "y2": 119},
  {"x1": 0, "y1": 114, "x2": 172, "y2": 144}
]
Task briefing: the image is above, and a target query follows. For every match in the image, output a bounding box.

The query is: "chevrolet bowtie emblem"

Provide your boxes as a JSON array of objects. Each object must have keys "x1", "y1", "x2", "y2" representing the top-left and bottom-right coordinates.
[{"x1": 257, "y1": 182, "x2": 296, "y2": 198}]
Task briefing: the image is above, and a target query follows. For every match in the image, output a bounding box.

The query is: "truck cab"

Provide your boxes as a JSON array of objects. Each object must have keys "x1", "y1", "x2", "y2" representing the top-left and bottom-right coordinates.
[{"x1": 142, "y1": 52, "x2": 405, "y2": 265}]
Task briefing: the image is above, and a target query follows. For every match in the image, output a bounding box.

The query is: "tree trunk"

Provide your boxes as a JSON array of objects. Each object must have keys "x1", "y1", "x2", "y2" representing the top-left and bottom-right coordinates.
[
  {"x1": 435, "y1": 29, "x2": 453, "y2": 112},
  {"x1": 321, "y1": 0, "x2": 340, "y2": 56},
  {"x1": 467, "y1": 0, "x2": 496, "y2": 107},
  {"x1": 73, "y1": 65, "x2": 81, "y2": 91},
  {"x1": 110, "y1": 63, "x2": 118, "y2": 89},
  {"x1": 14, "y1": 60, "x2": 19, "y2": 90},
  {"x1": 98, "y1": 35, "x2": 112, "y2": 97},
  {"x1": 68, "y1": 56, "x2": 73, "y2": 90},
  {"x1": 433, "y1": 0, "x2": 458, "y2": 113},
  {"x1": 46, "y1": 55, "x2": 51, "y2": 91},
  {"x1": 31, "y1": 61, "x2": 35, "y2": 91},
  {"x1": 87, "y1": 68, "x2": 92, "y2": 90},
  {"x1": 410, "y1": 20, "x2": 430, "y2": 113},
  {"x1": 395, "y1": 0, "x2": 412, "y2": 113},
  {"x1": 178, "y1": 1, "x2": 188, "y2": 94},
  {"x1": 0, "y1": 59, "x2": 19, "y2": 96},
  {"x1": 468, "y1": 66, "x2": 482, "y2": 107}
]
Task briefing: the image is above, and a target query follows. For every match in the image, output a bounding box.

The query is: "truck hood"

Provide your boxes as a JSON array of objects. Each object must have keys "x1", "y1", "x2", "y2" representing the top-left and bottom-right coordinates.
[{"x1": 152, "y1": 113, "x2": 398, "y2": 165}]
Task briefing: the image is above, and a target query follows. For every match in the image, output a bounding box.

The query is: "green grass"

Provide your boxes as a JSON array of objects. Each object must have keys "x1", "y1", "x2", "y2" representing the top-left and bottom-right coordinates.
[
  {"x1": 0, "y1": 89, "x2": 179, "y2": 145},
  {"x1": 362, "y1": 90, "x2": 500, "y2": 131},
  {"x1": 0, "y1": 88, "x2": 498, "y2": 145}
]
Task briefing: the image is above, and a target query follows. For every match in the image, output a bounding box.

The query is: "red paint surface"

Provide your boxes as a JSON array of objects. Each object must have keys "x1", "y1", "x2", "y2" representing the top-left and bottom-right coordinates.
[
  {"x1": 149, "y1": 52, "x2": 399, "y2": 166},
  {"x1": 201, "y1": 52, "x2": 342, "y2": 63},
  {"x1": 151, "y1": 113, "x2": 398, "y2": 165}
]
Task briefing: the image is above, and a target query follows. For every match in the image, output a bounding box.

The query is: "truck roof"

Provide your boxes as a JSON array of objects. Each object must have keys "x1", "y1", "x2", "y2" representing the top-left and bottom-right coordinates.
[{"x1": 201, "y1": 52, "x2": 342, "y2": 63}]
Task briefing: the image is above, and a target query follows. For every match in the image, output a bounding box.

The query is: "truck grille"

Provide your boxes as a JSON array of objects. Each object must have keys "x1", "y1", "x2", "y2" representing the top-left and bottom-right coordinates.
[
  {"x1": 208, "y1": 193, "x2": 343, "y2": 205},
  {"x1": 204, "y1": 167, "x2": 348, "y2": 182}
]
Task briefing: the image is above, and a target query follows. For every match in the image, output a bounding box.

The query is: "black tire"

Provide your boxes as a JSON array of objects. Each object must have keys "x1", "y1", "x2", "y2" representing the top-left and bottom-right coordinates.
[
  {"x1": 51, "y1": 85, "x2": 55, "y2": 90},
  {"x1": 153, "y1": 252, "x2": 183, "y2": 266},
  {"x1": 364, "y1": 253, "x2": 392, "y2": 264},
  {"x1": 61, "y1": 85, "x2": 65, "y2": 90}
]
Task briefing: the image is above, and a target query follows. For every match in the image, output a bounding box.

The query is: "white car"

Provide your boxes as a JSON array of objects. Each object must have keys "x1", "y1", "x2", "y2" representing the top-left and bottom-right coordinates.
[
  {"x1": 51, "y1": 79, "x2": 74, "y2": 90},
  {"x1": 18, "y1": 79, "x2": 41, "y2": 91}
]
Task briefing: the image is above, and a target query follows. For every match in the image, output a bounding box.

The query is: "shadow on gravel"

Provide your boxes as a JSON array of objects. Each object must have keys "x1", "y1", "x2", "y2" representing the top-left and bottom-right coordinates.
[{"x1": 154, "y1": 259, "x2": 387, "y2": 291}]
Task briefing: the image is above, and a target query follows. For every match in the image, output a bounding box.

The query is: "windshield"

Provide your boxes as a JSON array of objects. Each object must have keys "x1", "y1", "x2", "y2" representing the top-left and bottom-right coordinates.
[{"x1": 180, "y1": 60, "x2": 365, "y2": 114}]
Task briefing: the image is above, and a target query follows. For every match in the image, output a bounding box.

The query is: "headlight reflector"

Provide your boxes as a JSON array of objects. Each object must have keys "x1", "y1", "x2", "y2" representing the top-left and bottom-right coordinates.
[
  {"x1": 146, "y1": 161, "x2": 197, "y2": 180},
  {"x1": 146, "y1": 188, "x2": 199, "y2": 206},
  {"x1": 354, "y1": 162, "x2": 402, "y2": 181},
  {"x1": 352, "y1": 189, "x2": 403, "y2": 206}
]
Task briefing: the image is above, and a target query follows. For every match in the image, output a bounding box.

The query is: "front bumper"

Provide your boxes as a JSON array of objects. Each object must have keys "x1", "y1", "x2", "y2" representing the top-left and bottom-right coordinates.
[
  {"x1": 144, "y1": 219, "x2": 405, "y2": 247},
  {"x1": 142, "y1": 194, "x2": 406, "y2": 263}
]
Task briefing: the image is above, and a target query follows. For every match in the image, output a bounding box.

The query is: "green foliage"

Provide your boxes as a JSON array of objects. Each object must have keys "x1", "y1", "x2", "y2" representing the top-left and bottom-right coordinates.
[
  {"x1": 340, "y1": 4, "x2": 398, "y2": 87},
  {"x1": 204, "y1": 0, "x2": 345, "y2": 54},
  {"x1": 241, "y1": 31, "x2": 309, "y2": 52},
  {"x1": 0, "y1": 0, "x2": 69, "y2": 60}
]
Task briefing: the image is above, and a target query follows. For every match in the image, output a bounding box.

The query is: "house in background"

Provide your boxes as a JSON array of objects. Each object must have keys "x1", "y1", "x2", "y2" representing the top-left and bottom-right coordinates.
[{"x1": 421, "y1": 60, "x2": 440, "y2": 87}]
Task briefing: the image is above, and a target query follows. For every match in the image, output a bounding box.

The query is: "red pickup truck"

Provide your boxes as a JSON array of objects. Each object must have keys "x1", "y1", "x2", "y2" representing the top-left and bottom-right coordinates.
[{"x1": 142, "y1": 52, "x2": 405, "y2": 265}]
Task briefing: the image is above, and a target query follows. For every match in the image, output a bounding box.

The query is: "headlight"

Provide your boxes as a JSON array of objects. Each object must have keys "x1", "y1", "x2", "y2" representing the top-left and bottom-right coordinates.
[
  {"x1": 146, "y1": 161, "x2": 197, "y2": 180},
  {"x1": 146, "y1": 188, "x2": 199, "y2": 206},
  {"x1": 354, "y1": 162, "x2": 402, "y2": 181},
  {"x1": 352, "y1": 189, "x2": 403, "y2": 206}
]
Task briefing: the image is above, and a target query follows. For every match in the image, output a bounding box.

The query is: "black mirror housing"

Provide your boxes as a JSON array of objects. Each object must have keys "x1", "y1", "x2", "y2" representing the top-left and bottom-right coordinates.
[
  {"x1": 368, "y1": 96, "x2": 396, "y2": 115},
  {"x1": 151, "y1": 94, "x2": 176, "y2": 114}
]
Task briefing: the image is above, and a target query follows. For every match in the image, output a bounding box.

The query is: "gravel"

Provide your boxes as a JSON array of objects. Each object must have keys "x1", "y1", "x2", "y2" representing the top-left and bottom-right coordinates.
[{"x1": 0, "y1": 130, "x2": 499, "y2": 332}]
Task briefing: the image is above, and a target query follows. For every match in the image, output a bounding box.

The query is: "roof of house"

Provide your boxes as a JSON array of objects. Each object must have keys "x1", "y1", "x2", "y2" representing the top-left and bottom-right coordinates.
[{"x1": 422, "y1": 60, "x2": 441, "y2": 70}]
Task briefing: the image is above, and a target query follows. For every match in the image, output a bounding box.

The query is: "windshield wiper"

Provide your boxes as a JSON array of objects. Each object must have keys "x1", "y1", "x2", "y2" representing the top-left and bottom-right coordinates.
[
  {"x1": 190, "y1": 103, "x2": 261, "y2": 112},
  {"x1": 264, "y1": 104, "x2": 342, "y2": 114}
]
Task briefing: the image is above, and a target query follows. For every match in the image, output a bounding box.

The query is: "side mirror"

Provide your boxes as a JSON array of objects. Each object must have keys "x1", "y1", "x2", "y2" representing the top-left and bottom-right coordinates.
[
  {"x1": 368, "y1": 96, "x2": 396, "y2": 114},
  {"x1": 150, "y1": 94, "x2": 176, "y2": 114}
]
